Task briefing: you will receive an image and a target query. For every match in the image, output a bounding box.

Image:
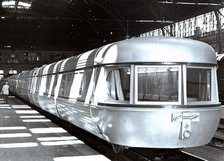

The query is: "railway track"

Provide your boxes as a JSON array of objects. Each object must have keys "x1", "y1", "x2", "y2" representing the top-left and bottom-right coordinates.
[
  {"x1": 209, "y1": 122, "x2": 224, "y2": 149},
  {"x1": 119, "y1": 148, "x2": 207, "y2": 161}
]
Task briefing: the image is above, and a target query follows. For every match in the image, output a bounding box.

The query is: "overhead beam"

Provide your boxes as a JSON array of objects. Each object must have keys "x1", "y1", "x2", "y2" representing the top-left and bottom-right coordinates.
[
  {"x1": 157, "y1": 1, "x2": 223, "y2": 6},
  {"x1": 136, "y1": 20, "x2": 174, "y2": 23}
]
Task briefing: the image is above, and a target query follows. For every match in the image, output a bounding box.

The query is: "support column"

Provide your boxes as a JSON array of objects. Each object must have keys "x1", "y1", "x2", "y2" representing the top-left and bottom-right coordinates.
[{"x1": 214, "y1": 10, "x2": 223, "y2": 53}]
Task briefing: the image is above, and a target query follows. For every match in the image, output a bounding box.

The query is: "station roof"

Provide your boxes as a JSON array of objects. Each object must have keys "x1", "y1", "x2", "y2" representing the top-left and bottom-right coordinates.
[{"x1": 0, "y1": 0, "x2": 223, "y2": 51}]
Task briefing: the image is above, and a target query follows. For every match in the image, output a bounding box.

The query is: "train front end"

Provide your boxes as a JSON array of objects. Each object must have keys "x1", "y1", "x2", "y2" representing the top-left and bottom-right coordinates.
[{"x1": 91, "y1": 37, "x2": 222, "y2": 148}]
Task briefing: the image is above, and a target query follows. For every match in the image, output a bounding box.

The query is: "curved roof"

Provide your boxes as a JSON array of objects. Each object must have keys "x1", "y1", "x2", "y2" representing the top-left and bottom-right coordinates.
[{"x1": 97, "y1": 36, "x2": 216, "y2": 65}]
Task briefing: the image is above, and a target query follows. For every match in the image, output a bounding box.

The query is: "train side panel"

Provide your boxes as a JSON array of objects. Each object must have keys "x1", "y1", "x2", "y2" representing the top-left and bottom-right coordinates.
[{"x1": 56, "y1": 50, "x2": 98, "y2": 134}]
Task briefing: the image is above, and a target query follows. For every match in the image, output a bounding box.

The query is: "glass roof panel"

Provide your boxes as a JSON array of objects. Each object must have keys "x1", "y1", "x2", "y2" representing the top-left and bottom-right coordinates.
[{"x1": 2, "y1": 0, "x2": 32, "y2": 10}]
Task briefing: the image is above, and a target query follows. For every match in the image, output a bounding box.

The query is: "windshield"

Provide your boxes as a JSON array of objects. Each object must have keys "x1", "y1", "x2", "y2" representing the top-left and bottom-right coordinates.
[
  {"x1": 106, "y1": 67, "x2": 130, "y2": 102},
  {"x1": 100, "y1": 65, "x2": 216, "y2": 106},
  {"x1": 187, "y1": 68, "x2": 211, "y2": 102},
  {"x1": 137, "y1": 66, "x2": 179, "y2": 102}
]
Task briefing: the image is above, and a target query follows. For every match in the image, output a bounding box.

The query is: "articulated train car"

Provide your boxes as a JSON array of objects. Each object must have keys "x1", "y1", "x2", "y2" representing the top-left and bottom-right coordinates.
[{"x1": 7, "y1": 37, "x2": 221, "y2": 150}]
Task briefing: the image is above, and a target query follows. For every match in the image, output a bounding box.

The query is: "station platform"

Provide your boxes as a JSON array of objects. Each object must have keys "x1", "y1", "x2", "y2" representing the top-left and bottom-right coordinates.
[{"x1": 0, "y1": 96, "x2": 110, "y2": 161}]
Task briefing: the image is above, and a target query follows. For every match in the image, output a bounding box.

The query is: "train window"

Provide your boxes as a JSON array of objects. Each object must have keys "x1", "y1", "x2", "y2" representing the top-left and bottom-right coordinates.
[
  {"x1": 187, "y1": 67, "x2": 211, "y2": 102},
  {"x1": 137, "y1": 66, "x2": 179, "y2": 103},
  {"x1": 69, "y1": 71, "x2": 83, "y2": 99},
  {"x1": 58, "y1": 72, "x2": 74, "y2": 98},
  {"x1": 36, "y1": 76, "x2": 42, "y2": 92},
  {"x1": 39, "y1": 75, "x2": 47, "y2": 96},
  {"x1": 106, "y1": 67, "x2": 130, "y2": 102},
  {"x1": 79, "y1": 72, "x2": 86, "y2": 97},
  {"x1": 77, "y1": 69, "x2": 93, "y2": 102},
  {"x1": 45, "y1": 75, "x2": 52, "y2": 95}
]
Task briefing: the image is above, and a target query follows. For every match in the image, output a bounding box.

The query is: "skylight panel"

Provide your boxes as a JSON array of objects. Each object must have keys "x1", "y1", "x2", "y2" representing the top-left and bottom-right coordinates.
[
  {"x1": 18, "y1": 1, "x2": 31, "y2": 9},
  {"x1": 2, "y1": 0, "x2": 15, "y2": 8},
  {"x1": 2, "y1": 0, "x2": 32, "y2": 10}
]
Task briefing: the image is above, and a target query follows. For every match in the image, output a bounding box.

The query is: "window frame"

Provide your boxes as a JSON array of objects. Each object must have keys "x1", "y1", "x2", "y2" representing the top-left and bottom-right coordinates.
[
  {"x1": 185, "y1": 65, "x2": 216, "y2": 105},
  {"x1": 97, "y1": 65, "x2": 131, "y2": 104},
  {"x1": 134, "y1": 65, "x2": 182, "y2": 105}
]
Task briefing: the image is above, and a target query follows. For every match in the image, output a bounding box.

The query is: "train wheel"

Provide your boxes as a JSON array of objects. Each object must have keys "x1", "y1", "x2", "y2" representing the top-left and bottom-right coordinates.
[{"x1": 112, "y1": 144, "x2": 125, "y2": 153}]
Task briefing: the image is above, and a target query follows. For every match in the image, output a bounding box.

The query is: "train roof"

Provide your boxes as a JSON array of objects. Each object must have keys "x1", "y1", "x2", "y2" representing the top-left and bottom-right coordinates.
[
  {"x1": 96, "y1": 36, "x2": 217, "y2": 65},
  {"x1": 17, "y1": 37, "x2": 216, "y2": 75}
]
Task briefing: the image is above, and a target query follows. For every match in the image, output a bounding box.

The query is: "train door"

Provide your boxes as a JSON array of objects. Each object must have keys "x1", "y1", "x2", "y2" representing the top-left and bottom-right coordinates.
[
  {"x1": 30, "y1": 68, "x2": 39, "y2": 94},
  {"x1": 39, "y1": 65, "x2": 49, "y2": 96},
  {"x1": 29, "y1": 68, "x2": 41, "y2": 105},
  {"x1": 69, "y1": 70, "x2": 84, "y2": 101},
  {"x1": 15, "y1": 73, "x2": 21, "y2": 95},
  {"x1": 54, "y1": 59, "x2": 69, "y2": 101}
]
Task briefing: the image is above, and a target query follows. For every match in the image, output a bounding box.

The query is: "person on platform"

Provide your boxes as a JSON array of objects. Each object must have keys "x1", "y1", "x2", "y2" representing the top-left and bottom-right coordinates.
[{"x1": 2, "y1": 82, "x2": 9, "y2": 103}]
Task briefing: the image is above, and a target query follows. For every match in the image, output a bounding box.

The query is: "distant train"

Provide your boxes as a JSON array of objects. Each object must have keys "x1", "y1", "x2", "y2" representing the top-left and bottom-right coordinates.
[{"x1": 7, "y1": 37, "x2": 221, "y2": 150}]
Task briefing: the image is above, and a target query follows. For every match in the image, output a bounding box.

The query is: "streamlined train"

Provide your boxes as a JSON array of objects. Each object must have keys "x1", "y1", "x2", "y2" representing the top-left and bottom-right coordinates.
[{"x1": 7, "y1": 37, "x2": 221, "y2": 150}]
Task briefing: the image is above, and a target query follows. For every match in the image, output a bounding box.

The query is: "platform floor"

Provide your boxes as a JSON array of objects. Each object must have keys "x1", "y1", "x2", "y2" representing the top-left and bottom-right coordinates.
[{"x1": 0, "y1": 96, "x2": 110, "y2": 161}]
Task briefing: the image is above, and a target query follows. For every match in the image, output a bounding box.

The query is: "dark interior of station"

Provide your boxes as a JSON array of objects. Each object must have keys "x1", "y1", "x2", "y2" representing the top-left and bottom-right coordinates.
[
  {"x1": 0, "y1": 0, "x2": 223, "y2": 50},
  {"x1": 0, "y1": 0, "x2": 223, "y2": 74}
]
